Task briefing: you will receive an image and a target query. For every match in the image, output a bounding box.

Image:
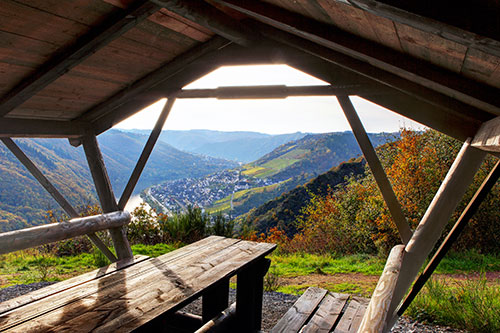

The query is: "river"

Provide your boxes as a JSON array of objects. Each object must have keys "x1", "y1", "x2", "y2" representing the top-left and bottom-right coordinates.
[{"x1": 123, "y1": 194, "x2": 151, "y2": 212}]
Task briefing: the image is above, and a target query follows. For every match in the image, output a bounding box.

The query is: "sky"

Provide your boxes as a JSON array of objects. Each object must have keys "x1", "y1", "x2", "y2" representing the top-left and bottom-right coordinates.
[{"x1": 115, "y1": 65, "x2": 424, "y2": 134}]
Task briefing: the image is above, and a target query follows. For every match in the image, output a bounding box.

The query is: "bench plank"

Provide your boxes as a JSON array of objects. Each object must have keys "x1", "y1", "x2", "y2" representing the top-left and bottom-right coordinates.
[
  {"x1": 1, "y1": 237, "x2": 276, "y2": 333},
  {"x1": 301, "y1": 292, "x2": 350, "y2": 333},
  {"x1": 271, "y1": 287, "x2": 327, "y2": 333},
  {"x1": 334, "y1": 296, "x2": 369, "y2": 333}
]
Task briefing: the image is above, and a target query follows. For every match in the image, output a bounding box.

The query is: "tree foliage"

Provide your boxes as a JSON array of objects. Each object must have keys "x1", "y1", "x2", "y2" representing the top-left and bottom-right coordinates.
[{"x1": 283, "y1": 129, "x2": 499, "y2": 255}]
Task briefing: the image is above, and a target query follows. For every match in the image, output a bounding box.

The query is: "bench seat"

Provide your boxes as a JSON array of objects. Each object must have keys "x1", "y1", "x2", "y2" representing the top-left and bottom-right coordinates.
[
  {"x1": 271, "y1": 287, "x2": 369, "y2": 333},
  {"x1": 0, "y1": 236, "x2": 275, "y2": 332}
]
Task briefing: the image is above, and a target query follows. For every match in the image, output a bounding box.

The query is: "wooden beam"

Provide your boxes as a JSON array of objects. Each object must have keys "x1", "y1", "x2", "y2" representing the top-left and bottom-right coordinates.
[
  {"x1": 0, "y1": 138, "x2": 118, "y2": 262},
  {"x1": 398, "y1": 159, "x2": 500, "y2": 317},
  {"x1": 215, "y1": 0, "x2": 500, "y2": 115},
  {"x1": 337, "y1": 0, "x2": 500, "y2": 57},
  {"x1": 0, "y1": 0, "x2": 161, "y2": 117},
  {"x1": 256, "y1": 24, "x2": 491, "y2": 122},
  {"x1": 118, "y1": 98, "x2": 176, "y2": 210},
  {"x1": 176, "y1": 84, "x2": 388, "y2": 99},
  {"x1": 0, "y1": 211, "x2": 130, "y2": 255},
  {"x1": 78, "y1": 36, "x2": 231, "y2": 125},
  {"x1": 275, "y1": 39, "x2": 485, "y2": 141},
  {"x1": 151, "y1": 0, "x2": 257, "y2": 46},
  {"x1": 358, "y1": 245, "x2": 405, "y2": 333},
  {"x1": 82, "y1": 134, "x2": 133, "y2": 260},
  {"x1": 0, "y1": 118, "x2": 86, "y2": 138},
  {"x1": 387, "y1": 139, "x2": 486, "y2": 327},
  {"x1": 472, "y1": 116, "x2": 500, "y2": 153},
  {"x1": 337, "y1": 96, "x2": 412, "y2": 244}
]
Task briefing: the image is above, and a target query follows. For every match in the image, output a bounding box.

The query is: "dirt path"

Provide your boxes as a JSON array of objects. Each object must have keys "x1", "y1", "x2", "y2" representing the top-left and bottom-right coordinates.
[{"x1": 279, "y1": 272, "x2": 500, "y2": 297}]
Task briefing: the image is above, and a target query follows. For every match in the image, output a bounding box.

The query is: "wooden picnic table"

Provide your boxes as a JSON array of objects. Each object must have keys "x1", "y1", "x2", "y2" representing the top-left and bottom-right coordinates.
[{"x1": 0, "y1": 236, "x2": 276, "y2": 332}]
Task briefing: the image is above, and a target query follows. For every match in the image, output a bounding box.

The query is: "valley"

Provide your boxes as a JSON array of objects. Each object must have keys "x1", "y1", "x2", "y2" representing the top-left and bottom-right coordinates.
[{"x1": 146, "y1": 131, "x2": 394, "y2": 218}]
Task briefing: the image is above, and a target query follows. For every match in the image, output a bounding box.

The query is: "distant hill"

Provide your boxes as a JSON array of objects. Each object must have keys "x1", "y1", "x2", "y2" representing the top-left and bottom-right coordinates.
[
  {"x1": 125, "y1": 129, "x2": 306, "y2": 162},
  {"x1": 242, "y1": 158, "x2": 366, "y2": 236},
  {"x1": 241, "y1": 132, "x2": 394, "y2": 181},
  {"x1": 0, "y1": 130, "x2": 236, "y2": 232}
]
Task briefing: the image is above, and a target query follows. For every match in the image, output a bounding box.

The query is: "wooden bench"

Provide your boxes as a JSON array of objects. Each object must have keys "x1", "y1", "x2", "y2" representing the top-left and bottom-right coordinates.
[
  {"x1": 0, "y1": 236, "x2": 276, "y2": 333},
  {"x1": 271, "y1": 287, "x2": 369, "y2": 333}
]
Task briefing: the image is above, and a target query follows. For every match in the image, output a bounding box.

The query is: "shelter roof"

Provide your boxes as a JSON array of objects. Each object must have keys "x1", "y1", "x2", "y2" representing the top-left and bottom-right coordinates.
[{"x1": 1, "y1": 0, "x2": 499, "y2": 143}]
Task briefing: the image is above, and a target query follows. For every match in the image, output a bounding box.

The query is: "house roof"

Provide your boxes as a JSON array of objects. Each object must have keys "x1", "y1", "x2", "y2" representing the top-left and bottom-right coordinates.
[{"x1": 1, "y1": 0, "x2": 499, "y2": 143}]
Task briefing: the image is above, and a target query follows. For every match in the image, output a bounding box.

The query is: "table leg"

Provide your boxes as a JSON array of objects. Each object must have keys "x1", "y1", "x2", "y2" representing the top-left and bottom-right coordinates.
[
  {"x1": 202, "y1": 278, "x2": 229, "y2": 323},
  {"x1": 236, "y1": 258, "x2": 271, "y2": 332}
]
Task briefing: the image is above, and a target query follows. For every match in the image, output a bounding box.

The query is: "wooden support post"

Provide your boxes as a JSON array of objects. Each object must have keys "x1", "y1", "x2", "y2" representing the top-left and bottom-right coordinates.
[
  {"x1": 337, "y1": 96, "x2": 412, "y2": 244},
  {"x1": 1, "y1": 138, "x2": 117, "y2": 262},
  {"x1": 82, "y1": 134, "x2": 133, "y2": 260},
  {"x1": 386, "y1": 139, "x2": 487, "y2": 328},
  {"x1": 118, "y1": 98, "x2": 176, "y2": 210},
  {"x1": 358, "y1": 245, "x2": 405, "y2": 333},
  {"x1": 398, "y1": 159, "x2": 500, "y2": 316},
  {"x1": 202, "y1": 278, "x2": 229, "y2": 323},
  {"x1": 236, "y1": 258, "x2": 271, "y2": 332}
]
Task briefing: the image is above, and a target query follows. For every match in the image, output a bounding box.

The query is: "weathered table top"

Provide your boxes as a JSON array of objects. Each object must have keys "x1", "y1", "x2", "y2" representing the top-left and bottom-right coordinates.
[{"x1": 0, "y1": 236, "x2": 276, "y2": 332}]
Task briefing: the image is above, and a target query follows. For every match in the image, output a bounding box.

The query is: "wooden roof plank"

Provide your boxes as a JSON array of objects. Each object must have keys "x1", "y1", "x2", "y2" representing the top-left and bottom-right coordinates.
[
  {"x1": 332, "y1": 0, "x2": 500, "y2": 57},
  {"x1": 462, "y1": 48, "x2": 500, "y2": 85},
  {"x1": 0, "y1": 0, "x2": 161, "y2": 117},
  {"x1": 78, "y1": 35, "x2": 231, "y2": 124},
  {"x1": 215, "y1": 0, "x2": 500, "y2": 114},
  {"x1": 395, "y1": 22, "x2": 468, "y2": 73}
]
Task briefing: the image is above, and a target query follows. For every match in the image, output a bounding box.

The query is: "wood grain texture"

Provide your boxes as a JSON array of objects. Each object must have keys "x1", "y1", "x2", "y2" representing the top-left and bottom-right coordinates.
[
  {"x1": 472, "y1": 116, "x2": 500, "y2": 152},
  {"x1": 0, "y1": 211, "x2": 131, "y2": 255},
  {"x1": 0, "y1": 237, "x2": 276, "y2": 332},
  {"x1": 395, "y1": 23, "x2": 468, "y2": 73},
  {"x1": 271, "y1": 287, "x2": 327, "y2": 333},
  {"x1": 0, "y1": 255, "x2": 149, "y2": 315},
  {"x1": 357, "y1": 245, "x2": 404, "y2": 333},
  {"x1": 462, "y1": 48, "x2": 500, "y2": 88},
  {"x1": 301, "y1": 292, "x2": 349, "y2": 333},
  {"x1": 334, "y1": 297, "x2": 369, "y2": 333}
]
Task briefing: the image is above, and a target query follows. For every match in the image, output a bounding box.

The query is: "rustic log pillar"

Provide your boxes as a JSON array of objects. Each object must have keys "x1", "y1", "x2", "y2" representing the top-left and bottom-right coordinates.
[
  {"x1": 82, "y1": 133, "x2": 133, "y2": 260},
  {"x1": 386, "y1": 139, "x2": 486, "y2": 328}
]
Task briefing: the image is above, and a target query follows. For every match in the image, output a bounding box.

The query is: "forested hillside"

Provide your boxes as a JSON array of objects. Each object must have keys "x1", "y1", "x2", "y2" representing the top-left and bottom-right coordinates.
[
  {"x1": 242, "y1": 158, "x2": 366, "y2": 235},
  {"x1": 242, "y1": 132, "x2": 393, "y2": 181},
  {"x1": 0, "y1": 130, "x2": 236, "y2": 232},
  {"x1": 251, "y1": 130, "x2": 500, "y2": 254}
]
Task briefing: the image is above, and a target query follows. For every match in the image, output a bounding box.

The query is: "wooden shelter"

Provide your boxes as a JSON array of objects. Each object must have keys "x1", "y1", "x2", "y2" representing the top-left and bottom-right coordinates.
[{"x1": 0, "y1": 0, "x2": 499, "y2": 332}]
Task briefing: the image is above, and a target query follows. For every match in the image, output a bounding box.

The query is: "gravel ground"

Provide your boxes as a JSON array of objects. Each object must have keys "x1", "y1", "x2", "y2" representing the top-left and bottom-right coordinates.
[{"x1": 0, "y1": 283, "x2": 466, "y2": 332}]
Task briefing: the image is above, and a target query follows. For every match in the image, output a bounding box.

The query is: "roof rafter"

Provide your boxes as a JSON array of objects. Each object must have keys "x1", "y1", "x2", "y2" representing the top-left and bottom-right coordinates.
[
  {"x1": 0, "y1": 0, "x2": 161, "y2": 117},
  {"x1": 214, "y1": 0, "x2": 500, "y2": 115},
  {"x1": 78, "y1": 36, "x2": 232, "y2": 132},
  {"x1": 176, "y1": 84, "x2": 390, "y2": 99},
  {"x1": 0, "y1": 118, "x2": 87, "y2": 138}
]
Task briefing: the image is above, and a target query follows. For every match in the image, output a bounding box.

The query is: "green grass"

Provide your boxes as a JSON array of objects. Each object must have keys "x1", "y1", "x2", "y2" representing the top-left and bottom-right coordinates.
[
  {"x1": 0, "y1": 244, "x2": 179, "y2": 288},
  {"x1": 268, "y1": 250, "x2": 500, "y2": 278},
  {"x1": 431, "y1": 250, "x2": 500, "y2": 274},
  {"x1": 406, "y1": 276, "x2": 500, "y2": 332},
  {"x1": 269, "y1": 253, "x2": 386, "y2": 277},
  {"x1": 276, "y1": 282, "x2": 372, "y2": 297},
  {"x1": 131, "y1": 243, "x2": 178, "y2": 257}
]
